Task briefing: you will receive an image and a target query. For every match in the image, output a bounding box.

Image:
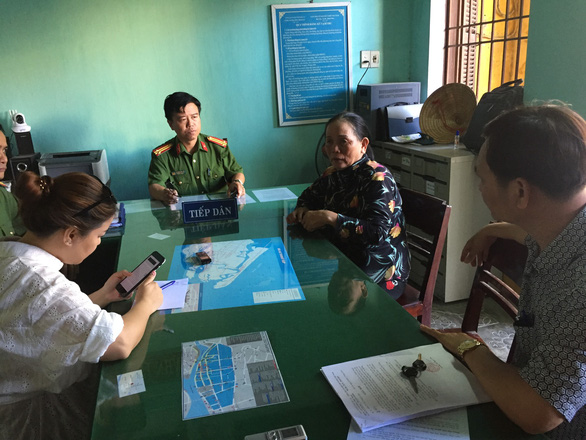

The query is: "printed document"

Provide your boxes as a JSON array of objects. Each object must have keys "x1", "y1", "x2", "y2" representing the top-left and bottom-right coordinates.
[
  {"x1": 321, "y1": 343, "x2": 491, "y2": 432},
  {"x1": 347, "y1": 408, "x2": 470, "y2": 440}
]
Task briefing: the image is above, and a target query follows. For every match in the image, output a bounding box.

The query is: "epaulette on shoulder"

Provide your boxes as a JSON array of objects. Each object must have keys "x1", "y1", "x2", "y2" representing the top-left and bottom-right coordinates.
[
  {"x1": 206, "y1": 136, "x2": 228, "y2": 148},
  {"x1": 152, "y1": 142, "x2": 173, "y2": 156}
]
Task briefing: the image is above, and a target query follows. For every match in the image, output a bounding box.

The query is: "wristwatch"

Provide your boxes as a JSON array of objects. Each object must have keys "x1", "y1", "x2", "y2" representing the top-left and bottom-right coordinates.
[
  {"x1": 457, "y1": 339, "x2": 485, "y2": 360},
  {"x1": 232, "y1": 178, "x2": 244, "y2": 186}
]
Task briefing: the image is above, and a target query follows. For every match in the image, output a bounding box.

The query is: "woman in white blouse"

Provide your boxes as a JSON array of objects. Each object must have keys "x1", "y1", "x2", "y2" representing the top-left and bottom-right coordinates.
[{"x1": 0, "y1": 171, "x2": 163, "y2": 440}]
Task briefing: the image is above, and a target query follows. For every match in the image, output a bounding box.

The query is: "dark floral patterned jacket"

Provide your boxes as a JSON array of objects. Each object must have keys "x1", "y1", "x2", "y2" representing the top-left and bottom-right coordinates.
[{"x1": 296, "y1": 155, "x2": 410, "y2": 291}]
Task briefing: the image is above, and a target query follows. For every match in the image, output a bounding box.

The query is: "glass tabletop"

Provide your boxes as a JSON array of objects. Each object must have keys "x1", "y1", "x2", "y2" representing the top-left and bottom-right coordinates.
[{"x1": 92, "y1": 185, "x2": 543, "y2": 440}]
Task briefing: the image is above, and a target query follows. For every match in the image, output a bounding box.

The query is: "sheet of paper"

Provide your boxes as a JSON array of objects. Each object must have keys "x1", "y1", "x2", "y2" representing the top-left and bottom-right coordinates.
[
  {"x1": 347, "y1": 408, "x2": 470, "y2": 440},
  {"x1": 207, "y1": 193, "x2": 256, "y2": 205},
  {"x1": 321, "y1": 343, "x2": 491, "y2": 432},
  {"x1": 148, "y1": 233, "x2": 170, "y2": 240},
  {"x1": 253, "y1": 288, "x2": 302, "y2": 304},
  {"x1": 156, "y1": 278, "x2": 189, "y2": 310},
  {"x1": 169, "y1": 194, "x2": 209, "y2": 211},
  {"x1": 122, "y1": 199, "x2": 159, "y2": 214},
  {"x1": 252, "y1": 187, "x2": 297, "y2": 202},
  {"x1": 149, "y1": 200, "x2": 167, "y2": 211},
  {"x1": 117, "y1": 370, "x2": 146, "y2": 398}
]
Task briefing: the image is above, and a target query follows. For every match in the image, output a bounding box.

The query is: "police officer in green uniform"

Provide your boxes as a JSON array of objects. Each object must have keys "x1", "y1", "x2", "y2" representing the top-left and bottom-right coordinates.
[
  {"x1": 148, "y1": 92, "x2": 245, "y2": 205},
  {"x1": 0, "y1": 125, "x2": 25, "y2": 237}
]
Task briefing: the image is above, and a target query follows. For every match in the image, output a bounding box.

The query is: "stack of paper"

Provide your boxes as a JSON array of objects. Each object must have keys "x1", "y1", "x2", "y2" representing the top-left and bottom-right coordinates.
[{"x1": 321, "y1": 343, "x2": 491, "y2": 433}]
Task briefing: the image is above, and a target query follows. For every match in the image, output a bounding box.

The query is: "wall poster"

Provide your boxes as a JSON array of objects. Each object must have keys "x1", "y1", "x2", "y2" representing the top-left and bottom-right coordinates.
[{"x1": 271, "y1": 3, "x2": 352, "y2": 126}]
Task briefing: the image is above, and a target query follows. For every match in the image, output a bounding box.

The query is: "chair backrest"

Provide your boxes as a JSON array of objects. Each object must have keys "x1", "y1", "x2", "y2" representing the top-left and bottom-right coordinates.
[
  {"x1": 461, "y1": 237, "x2": 528, "y2": 333},
  {"x1": 396, "y1": 188, "x2": 451, "y2": 325}
]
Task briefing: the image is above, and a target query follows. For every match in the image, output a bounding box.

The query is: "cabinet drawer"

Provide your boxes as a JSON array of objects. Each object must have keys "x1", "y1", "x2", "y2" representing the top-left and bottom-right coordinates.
[
  {"x1": 412, "y1": 174, "x2": 449, "y2": 201},
  {"x1": 409, "y1": 155, "x2": 450, "y2": 183},
  {"x1": 425, "y1": 179, "x2": 449, "y2": 200},
  {"x1": 411, "y1": 174, "x2": 426, "y2": 193},
  {"x1": 399, "y1": 154, "x2": 412, "y2": 169},
  {"x1": 389, "y1": 166, "x2": 402, "y2": 184},
  {"x1": 411, "y1": 155, "x2": 426, "y2": 175},
  {"x1": 426, "y1": 160, "x2": 450, "y2": 183},
  {"x1": 399, "y1": 170, "x2": 411, "y2": 188},
  {"x1": 373, "y1": 145, "x2": 404, "y2": 168},
  {"x1": 372, "y1": 145, "x2": 391, "y2": 167}
]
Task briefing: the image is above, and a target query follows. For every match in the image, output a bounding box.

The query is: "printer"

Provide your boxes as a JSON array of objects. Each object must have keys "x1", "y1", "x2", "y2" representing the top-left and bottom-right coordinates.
[
  {"x1": 38, "y1": 149, "x2": 110, "y2": 185},
  {"x1": 380, "y1": 103, "x2": 423, "y2": 141}
]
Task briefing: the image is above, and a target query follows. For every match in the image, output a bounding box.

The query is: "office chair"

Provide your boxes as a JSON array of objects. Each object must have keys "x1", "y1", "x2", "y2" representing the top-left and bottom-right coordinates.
[
  {"x1": 396, "y1": 188, "x2": 451, "y2": 326},
  {"x1": 444, "y1": 237, "x2": 528, "y2": 362}
]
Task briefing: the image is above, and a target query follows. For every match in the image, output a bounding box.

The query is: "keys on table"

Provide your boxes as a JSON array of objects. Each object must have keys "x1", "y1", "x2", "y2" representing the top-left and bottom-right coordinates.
[{"x1": 401, "y1": 354, "x2": 427, "y2": 394}]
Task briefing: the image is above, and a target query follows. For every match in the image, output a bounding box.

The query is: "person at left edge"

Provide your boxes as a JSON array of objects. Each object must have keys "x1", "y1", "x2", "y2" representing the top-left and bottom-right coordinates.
[
  {"x1": 0, "y1": 124, "x2": 25, "y2": 237},
  {"x1": 148, "y1": 92, "x2": 245, "y2": 205}
]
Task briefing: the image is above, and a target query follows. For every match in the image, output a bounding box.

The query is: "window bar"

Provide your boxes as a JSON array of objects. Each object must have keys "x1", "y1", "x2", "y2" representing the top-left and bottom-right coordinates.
[
  {"x1": 475, "y1": 0, "x2": 485, "y2": 97},
  {"x1": 443, "y1": 1, "x2": 450, "y2": 85},
  {"x1": 460, "y1": 0, "x2": 470, "y2": 85},
  {"x1": 487, "y1": 0, "x2": 497, "y2": 92},
  {"x1": 455, "y1": 0, "x2": 466, "y2": 82},
  {"x1": 501, "y1": 0, "x2": 511, "y2": 84},
  {"x1": 514, "y1": 0, "x2": 525, "y2": 81},
  {"x1": 468, "y1": 0, "x2": 478, "y2": 90}
]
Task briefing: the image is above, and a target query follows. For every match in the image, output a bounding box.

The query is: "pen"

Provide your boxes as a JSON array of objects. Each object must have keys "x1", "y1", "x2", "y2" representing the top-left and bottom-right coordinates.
[{"x1": 160, "y1": 280, "x2": 175, "y2": 290}]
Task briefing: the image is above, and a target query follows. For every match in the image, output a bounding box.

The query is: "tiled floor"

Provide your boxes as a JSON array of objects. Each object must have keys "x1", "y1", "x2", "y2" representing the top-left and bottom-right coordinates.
[{"x1": 430, "y1": 298, "x2": 515, "y2": 362}]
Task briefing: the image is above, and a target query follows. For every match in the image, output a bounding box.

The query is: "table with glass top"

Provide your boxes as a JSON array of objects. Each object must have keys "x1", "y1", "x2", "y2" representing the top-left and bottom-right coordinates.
[{"x1": 91, "y1": 185, "x2": 543, "y2": 439}]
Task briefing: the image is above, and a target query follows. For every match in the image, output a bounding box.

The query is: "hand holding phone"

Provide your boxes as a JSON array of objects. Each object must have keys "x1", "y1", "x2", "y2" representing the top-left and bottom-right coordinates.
[{"x1": 116, "y1": 251, "x2": 166, "y2": 297}]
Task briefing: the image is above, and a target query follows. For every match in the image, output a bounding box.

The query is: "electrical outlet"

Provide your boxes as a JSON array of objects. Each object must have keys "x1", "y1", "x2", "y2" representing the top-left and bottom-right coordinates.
[
  {"x1": 360, "y1": 51, "x2": 371, "y2": 69},
  {"x1": 371, "y1": 50, "x2": 380, "y2": 68}
]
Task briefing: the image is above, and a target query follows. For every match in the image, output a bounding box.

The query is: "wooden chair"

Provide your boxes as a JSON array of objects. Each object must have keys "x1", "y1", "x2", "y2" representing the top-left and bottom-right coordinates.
[
  {"x1": 448, "y1": 237, "x2": 528, "y2": 362},
  {"x1": 396, "y1": 188, "x2": 451, "y2": 326}
]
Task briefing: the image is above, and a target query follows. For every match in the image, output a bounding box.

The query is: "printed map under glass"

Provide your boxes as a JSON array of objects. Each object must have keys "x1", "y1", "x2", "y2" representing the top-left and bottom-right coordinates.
[
  {"x1": 181, "y1": 331, "x2": 289, "y2": 420},
  {"x1": 165, "y1": 237, "x2": 304, "y2": 312}
]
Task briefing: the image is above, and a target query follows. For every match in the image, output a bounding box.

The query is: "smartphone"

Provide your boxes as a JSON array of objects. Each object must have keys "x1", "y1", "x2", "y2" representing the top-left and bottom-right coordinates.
[
  {"x1": 116, "y1": 251, "x2": 166, "y2": 297},
  {"x1": 244, "y1": 425, "x2": 307, "y2": 440},
  {"x1": 195, "y1": 251, "x2": 212, "y2": 265}
]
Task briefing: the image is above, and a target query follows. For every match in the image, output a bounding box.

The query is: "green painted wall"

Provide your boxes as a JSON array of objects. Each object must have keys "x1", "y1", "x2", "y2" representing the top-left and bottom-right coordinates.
[
  {"x1": 524, "y1": 0, "x2": 586, "y2": 117},
  {"x1": 1, "y1": 1, "x2": 583, "y2": 200},
  {"x1": 0, "y1": 0, "x2": 417, "y2": 201}
]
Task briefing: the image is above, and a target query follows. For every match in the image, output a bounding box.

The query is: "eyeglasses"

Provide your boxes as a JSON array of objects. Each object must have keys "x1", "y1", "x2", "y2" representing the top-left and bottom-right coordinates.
[{"x1": 73, "y1": 178, "x2": 117, "y2": 217}]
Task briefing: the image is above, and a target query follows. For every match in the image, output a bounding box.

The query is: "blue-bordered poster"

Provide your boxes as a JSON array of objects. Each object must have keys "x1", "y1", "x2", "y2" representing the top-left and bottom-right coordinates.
[{"x1": 271, "y1": 3, "x2": 352, "y2": 126}]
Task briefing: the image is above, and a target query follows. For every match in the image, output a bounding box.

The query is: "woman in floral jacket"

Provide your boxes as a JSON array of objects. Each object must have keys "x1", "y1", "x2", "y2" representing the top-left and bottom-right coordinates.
[{"x1": 287, "y1": 112, "x2": 410, "y2": 298}]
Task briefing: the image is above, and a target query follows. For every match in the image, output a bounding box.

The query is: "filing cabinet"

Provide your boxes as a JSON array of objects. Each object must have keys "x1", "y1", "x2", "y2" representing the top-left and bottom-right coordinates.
[{"x1": 372, "y1": 141, "x2": 492, "y2": 302}]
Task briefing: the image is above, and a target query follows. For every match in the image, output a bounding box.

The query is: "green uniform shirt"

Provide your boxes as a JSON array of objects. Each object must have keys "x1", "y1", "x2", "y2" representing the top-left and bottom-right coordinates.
[
  {"x1": 148, "y1": 134, "x2": 243, "y2": 196},
  {"x1": 0, "y1": 185, "x2": 25, "y2": 237}
]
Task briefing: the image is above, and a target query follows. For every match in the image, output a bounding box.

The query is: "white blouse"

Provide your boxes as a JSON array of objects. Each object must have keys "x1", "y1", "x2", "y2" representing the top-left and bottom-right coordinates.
[{"x1": 0, "y1": 241, "x2": 124, "y2": 404}]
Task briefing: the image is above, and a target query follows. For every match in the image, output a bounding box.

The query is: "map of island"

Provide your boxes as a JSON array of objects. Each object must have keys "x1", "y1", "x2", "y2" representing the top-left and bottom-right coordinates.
[
  {"x1": 182, "y1": 331, "x2": 289, "y2": 420},
  {"x1": 167, "y1": 237, "x2": 304, "y2": 312}
]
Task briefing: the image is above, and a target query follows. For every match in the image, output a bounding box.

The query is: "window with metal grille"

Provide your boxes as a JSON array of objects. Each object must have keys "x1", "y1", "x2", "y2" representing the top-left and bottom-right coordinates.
[{"x1": 444, "y1": 0, "x2": 530, "y2": 98}]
